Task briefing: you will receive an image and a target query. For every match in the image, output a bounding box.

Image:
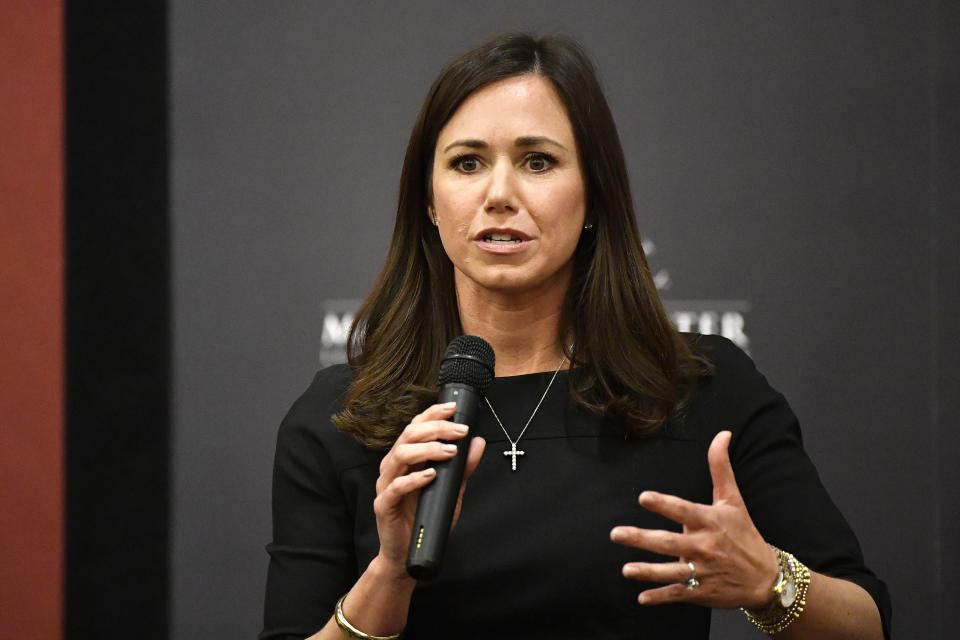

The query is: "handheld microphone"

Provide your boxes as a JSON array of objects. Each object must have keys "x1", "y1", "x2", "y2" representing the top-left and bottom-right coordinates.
[{"x1": 406, "y1": 335, "x2": 495, "y2": 580}]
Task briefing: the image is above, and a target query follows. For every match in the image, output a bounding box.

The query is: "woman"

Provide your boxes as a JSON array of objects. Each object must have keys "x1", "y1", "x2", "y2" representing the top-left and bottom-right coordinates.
[{"x1": 261, "y1": 34, "x2": 890, "y2": 639}]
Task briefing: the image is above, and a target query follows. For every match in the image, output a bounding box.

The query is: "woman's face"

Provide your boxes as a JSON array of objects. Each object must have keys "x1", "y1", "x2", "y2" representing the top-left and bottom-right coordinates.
[{"x1": 431, "y1": 74, "x2": 586, "y2": 297}]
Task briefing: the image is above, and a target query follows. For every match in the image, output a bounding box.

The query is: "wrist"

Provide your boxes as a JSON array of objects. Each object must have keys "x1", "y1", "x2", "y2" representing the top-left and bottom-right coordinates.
[
  {"x1": 336, "y1": 556, "x2": 415, "y2": 640},
  {"x1": 369, "y1": 553, "x2": 417, "y2": 589},
  {"x1": 742, "y1": 546, "x2": 812, "y2": 635},
  {"x1": 745, "y1": 544, "x2": 782, "y2": 610},
  {"x1": 336, "y1": 595, "x2": 401, "y2": 640}
]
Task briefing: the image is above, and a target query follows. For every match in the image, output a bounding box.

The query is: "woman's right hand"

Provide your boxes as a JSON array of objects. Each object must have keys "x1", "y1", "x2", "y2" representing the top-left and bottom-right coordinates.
[{"x1": 372, "y1": 402, "x2": 486, "y2": 578}]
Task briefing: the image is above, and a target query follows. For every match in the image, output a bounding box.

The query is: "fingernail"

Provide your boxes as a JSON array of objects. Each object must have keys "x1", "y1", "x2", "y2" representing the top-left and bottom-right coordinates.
[
  {"x1": 610, "y1": 527, "x2": 625, "y2": 541},
  {"x1": 623, "y1": 565, "x2": 638, "y2": 578},
  {"x1": 453, "y1": 424, "x2": 468, "y2": 435},
  {"x1": 422, "y1": 468, "x2": 436, "y2": 477},
  {"x1": 442, "y1": 402, "x2": 457, "y2": 408},
  {"x1": 637, "y1": 593, "x2": 648, "y2": 605},
  {"x1": 442, "y1": 444, "x2": 457, "y2": 454}
]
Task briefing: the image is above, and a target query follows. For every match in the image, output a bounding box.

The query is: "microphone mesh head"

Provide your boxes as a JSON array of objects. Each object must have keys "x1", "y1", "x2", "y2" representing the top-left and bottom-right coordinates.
[{"x1": 437, "y1": 335, "x2": 495, "y2": 394}]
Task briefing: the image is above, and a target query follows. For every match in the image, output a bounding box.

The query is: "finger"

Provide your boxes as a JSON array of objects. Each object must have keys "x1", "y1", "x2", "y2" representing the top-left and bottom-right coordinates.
[
  {"x1": 462, "y1": 436, "x2": 486, "y2": 482},
  {"x1": 707, "y1": 430, "x2": 742, "y2": 504},
  {"x1": 410, "y1": 402, "x2": 458, "y2": 425},
  {"x1": 609, "y1": 526, "x2": 692, "y2": 558},
  {"x1": 622, "y1": 561, "x2": 693, "y2": 585},
  {"x1": 636, "y1": 582, "x2": 696, "y2": 606},
  {"x1": 393, "y1": 441, "x2": 460, "y2": 468},
  {"x1": 380, "y1": 418, "x2": 470, "y2": 486},
  {"x1": 637, "y1": 491, "x2": 708, "y2": 527},
  {"x1": 373, "y1": 468, "x2": 437, "y2": 516},
  {"x1": 452, "y1": 437, "x2": 486, "y2": 528},
  {"x1": 398, "y1": 419, "x2": 470, "y2": 445},
  {"x1": 379, "y1": 440, "x2": 459, "y2": 482}
]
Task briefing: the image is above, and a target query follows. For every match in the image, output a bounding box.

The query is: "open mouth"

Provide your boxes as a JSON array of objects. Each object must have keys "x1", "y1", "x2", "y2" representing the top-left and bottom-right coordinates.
[{"x1": 482, "y1": 233, "x2": 523, "y2": 244}]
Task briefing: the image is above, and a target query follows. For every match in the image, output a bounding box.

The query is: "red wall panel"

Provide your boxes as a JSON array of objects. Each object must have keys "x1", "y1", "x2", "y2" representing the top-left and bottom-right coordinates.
[{"x1": 0, "y1": 1, "x2": 64, "y2": 638}]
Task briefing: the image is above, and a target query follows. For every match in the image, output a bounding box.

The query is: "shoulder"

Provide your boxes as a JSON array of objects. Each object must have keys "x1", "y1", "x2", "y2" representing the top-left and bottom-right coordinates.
[
  {"x1": 684, "y1": 333, "x2": 779, "y2": 407},
  {"x1": 672, "y1": 334, "x2": 791, "y2": 446},
  {"x1": 686, "y1": 332, "x2": 758, "y2": 382},
  {"x1": 275, "y1": 364, "x2": 370, "y2": 474},
  {"x1": 283, "y1": 364, "x2": 353, "y2": 425},
  {"x1": 683, "y1": 333, "x2": 772, "y2": 402}
]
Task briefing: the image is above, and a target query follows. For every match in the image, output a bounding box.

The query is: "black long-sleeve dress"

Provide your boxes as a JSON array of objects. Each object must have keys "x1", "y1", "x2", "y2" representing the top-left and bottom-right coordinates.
[{"x1": 260, "y1": 335, "x2": 891, "y2": 639}]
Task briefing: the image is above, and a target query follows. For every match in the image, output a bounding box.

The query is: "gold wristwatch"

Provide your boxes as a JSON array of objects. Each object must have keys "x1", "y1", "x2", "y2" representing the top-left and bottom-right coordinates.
[{"x1": 742, "y1": 546, "x2": 811, "y2": 634}]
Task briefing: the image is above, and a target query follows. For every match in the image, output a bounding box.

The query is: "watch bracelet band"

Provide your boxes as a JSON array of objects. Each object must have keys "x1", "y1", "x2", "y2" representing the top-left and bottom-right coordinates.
[
  {"x1": 335, "y1": 594, "x2": 402, "y2": 640},
  {"x1": 742, "y1": 546, "x2": 811, "y2": 635}
]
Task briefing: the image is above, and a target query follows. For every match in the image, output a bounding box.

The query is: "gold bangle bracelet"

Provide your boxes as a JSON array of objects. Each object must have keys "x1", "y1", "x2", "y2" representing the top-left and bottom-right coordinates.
[
  {"x1": 742, "y1": 547, "x2": 811, "y2": 635},
  {"x1": 334, "y1": 595, "x2": 401, "y2": 640}
]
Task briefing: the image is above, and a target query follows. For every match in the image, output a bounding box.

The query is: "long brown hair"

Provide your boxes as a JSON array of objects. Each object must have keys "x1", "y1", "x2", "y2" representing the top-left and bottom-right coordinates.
[{"x1": 333, "y1": 33, "x2": 712, "y2": 449}]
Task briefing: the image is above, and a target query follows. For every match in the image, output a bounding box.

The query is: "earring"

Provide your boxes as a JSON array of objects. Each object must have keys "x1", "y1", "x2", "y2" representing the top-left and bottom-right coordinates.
[
  {"x1": 432, "y1": 215, "x2": 439, "y2": 226},
  {"x1": 583, "y1": 222, "x2": 594, "y2": 230}
]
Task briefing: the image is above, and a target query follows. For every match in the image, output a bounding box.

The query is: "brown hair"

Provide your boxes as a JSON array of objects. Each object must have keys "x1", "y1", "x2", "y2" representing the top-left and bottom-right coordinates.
[{"x1": 333, "y1": 33, "x2": 712, "y2": 449}]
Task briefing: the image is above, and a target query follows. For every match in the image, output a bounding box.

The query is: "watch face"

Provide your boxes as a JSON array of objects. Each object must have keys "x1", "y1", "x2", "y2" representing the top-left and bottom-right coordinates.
[{"x1": 780, "y1": 579, "x2": 798, "y2": 607}]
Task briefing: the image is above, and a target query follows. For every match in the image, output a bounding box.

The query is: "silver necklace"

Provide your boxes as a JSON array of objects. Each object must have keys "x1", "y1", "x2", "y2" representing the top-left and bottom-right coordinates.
[{"x1": 485, "y1": 356, "x2": 567, "y2": 471}]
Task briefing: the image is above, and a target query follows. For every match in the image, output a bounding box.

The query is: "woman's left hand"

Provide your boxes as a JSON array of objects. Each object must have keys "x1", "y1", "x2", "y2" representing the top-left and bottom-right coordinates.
[{"x1": 610, "y1": 430, "x2": 779, "y2": 610}]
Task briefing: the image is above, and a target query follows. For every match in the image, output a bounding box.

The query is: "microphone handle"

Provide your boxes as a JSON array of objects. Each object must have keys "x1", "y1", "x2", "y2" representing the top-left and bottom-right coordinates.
[{"x1": 406, "y1": 383, "x2": 481, "y2": 580}]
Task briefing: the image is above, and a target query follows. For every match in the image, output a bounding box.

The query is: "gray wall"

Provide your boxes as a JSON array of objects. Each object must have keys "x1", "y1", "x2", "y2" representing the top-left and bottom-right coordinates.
[{"x1": 171, "y1": 2, "x2": 957, "y2": 638}]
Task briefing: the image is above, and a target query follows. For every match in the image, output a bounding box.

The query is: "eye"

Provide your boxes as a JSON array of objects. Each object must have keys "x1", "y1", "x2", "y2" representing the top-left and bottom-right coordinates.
[
  {"x1": 451, "y1": 155, "x2": 482, "y2": 173},
  {"x1": 525, "y1": 153, "x2": 556, "y2": 172}
]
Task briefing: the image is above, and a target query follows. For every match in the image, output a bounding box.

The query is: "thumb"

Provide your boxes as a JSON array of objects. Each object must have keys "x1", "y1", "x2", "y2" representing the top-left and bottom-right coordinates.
[
  {"x1": 462, "y1": 436, "x2": 486, "y2": 482},
  {"x1": 452, "y1": 437, "x2": 485, "y2": 530},
  {"x1": 708, "y1": 430, "x2": 742, "y2": 505}
]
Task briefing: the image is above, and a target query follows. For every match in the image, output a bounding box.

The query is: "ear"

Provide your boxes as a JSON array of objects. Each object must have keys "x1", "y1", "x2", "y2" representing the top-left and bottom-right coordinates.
[{"x1": 427, "y1": 206, "x2": 437, "y2": 226}]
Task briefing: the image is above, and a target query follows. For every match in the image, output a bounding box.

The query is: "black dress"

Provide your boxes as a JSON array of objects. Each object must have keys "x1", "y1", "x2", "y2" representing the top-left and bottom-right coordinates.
[{"x1": 260, "y1": 335, "x2": 891, "y2": 639}]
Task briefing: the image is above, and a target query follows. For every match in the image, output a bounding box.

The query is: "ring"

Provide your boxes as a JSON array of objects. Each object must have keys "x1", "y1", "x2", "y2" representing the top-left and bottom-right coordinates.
[{"x1": 685, "y1": 561, "x2": 700, "y2": 590}]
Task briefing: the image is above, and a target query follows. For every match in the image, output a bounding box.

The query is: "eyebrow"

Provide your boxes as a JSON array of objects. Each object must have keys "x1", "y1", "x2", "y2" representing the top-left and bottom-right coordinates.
[{"x1": 442, "y1": 136, "x2": 568, "y2": 153}]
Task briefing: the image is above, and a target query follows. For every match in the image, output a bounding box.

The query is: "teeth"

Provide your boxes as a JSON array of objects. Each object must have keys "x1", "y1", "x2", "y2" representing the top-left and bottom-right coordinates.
[{"x1": 484, "y1": 233, "x2": 521, "y2": 243}]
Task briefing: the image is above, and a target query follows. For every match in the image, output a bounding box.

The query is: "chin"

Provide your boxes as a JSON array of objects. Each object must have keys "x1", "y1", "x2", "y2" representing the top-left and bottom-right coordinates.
[{"x1": 461, "y1": 265, "x2": 565, "y2": 296}]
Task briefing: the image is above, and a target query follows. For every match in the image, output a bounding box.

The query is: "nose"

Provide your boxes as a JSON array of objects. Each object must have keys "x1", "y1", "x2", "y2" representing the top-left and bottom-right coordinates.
[{"x1": 483, "y1": 159, "x2": 518, "y2": 213}]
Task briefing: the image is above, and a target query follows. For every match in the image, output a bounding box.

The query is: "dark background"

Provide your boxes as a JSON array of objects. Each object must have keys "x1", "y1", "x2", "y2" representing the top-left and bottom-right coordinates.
[{"x1": 62, "y1": 2, "x2": 958, "y2": 639}]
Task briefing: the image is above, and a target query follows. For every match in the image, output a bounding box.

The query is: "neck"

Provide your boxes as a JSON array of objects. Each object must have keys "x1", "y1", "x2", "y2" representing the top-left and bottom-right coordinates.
[{"x1": 455, "y1": 273, "x2": 570, "y2": 377}]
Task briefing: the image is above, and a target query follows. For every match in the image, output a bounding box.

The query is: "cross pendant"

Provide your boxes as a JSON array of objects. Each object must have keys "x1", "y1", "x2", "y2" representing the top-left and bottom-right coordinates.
[{"x1": 503, "y1": 442, "x2": 525, "y2": 471}]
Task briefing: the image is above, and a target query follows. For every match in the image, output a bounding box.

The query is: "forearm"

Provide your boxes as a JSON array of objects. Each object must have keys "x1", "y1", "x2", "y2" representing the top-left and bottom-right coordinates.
[
  {"x1": 772, "y1": 571, "x2": 882, "y2": 640},
  {"x1": 308, "y1": 555, "x2": 416, "y2": 640}
]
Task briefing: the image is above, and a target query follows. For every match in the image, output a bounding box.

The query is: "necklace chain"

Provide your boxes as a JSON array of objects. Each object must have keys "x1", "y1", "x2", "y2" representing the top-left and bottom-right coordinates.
[{"x1": 485, "y1": 355, "x2": 567, "y2": 471}]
